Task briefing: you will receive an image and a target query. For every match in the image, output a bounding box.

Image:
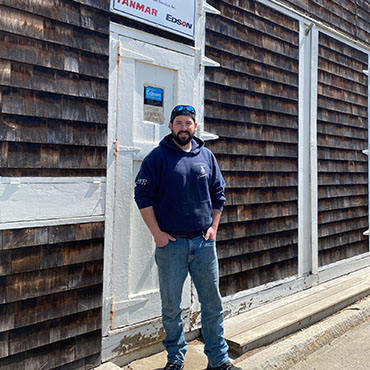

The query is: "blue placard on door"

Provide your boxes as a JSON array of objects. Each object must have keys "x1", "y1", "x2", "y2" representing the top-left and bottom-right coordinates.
[{"x1": 144, "y1": 86, "x2": 164, "y2": 107}]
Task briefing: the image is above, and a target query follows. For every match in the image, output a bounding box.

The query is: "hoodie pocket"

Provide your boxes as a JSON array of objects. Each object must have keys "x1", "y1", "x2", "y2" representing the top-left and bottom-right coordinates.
[{"x1": 159, "y1": 200, "x2": 213, "y2": 232}]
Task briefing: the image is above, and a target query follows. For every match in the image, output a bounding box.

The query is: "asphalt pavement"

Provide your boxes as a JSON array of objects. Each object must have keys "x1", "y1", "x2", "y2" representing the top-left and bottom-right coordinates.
[{"x1": 289, "y1": 319, "x2": 370, "y2": 370}]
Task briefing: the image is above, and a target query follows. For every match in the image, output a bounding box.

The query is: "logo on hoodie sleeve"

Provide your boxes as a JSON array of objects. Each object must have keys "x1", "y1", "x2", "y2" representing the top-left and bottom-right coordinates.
[{"x1": 136, "y1": 178, "x2": 148, "y2": 185}]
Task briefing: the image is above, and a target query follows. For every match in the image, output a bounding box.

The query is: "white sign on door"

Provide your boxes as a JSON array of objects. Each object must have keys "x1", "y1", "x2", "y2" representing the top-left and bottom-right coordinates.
[{"x1": 111, "y1": 0, "x2": 196, "y2": 39}]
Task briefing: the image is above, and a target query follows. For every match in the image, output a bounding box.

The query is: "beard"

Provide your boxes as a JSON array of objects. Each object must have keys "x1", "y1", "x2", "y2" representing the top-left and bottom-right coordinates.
[{"x1": 172, "y1": 130, "x2": 194, "y2": 146}]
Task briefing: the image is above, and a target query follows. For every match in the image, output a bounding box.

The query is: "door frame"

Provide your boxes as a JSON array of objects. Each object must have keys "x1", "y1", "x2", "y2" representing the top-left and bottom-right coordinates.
[{"x1": 102, "y1": 23, "x2": 203, "y2": 363}]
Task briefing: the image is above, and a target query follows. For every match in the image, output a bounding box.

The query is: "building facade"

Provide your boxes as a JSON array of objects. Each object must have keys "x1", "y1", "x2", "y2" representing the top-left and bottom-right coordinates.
[{"x1": 0, "y1": 0, "x2": 369, "y2": 368}]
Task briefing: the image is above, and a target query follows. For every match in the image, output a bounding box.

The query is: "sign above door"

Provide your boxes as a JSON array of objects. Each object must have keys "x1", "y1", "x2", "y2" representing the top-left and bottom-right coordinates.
[{"x1": 111, "y1": 0, "x2": 197, "y2": 39}]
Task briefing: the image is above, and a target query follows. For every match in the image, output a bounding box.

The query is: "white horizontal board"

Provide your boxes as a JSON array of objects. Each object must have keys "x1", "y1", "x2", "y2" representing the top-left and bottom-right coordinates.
[{"x1": 0, "y1": 177, "x2": 106, "y2": 230}]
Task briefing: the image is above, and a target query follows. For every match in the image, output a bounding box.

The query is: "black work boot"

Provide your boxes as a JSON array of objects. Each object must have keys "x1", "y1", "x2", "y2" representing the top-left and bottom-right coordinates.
[
  {"x1": 207, "y1": 361, "x2": 243, "y2": 370},
  {"x1": 163, "y1": 362, "x2": 184, "y2": 370}
]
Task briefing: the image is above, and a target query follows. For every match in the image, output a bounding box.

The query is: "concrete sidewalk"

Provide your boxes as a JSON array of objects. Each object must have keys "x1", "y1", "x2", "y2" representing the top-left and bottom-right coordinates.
[{"x1": 98, "y1": 266, "x2": 370, "y2": 370}]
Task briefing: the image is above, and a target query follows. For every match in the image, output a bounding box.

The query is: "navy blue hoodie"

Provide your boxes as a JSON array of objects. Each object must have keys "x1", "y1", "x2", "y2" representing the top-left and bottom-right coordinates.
[{"x1": 134, "y1": 134, "x2": 226, "y2": 235}]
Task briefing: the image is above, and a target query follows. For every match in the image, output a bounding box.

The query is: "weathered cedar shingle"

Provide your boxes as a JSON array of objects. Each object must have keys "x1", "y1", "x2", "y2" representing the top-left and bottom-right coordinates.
[
  {"x1": 0, "y1": 285, "x2": 101, "y2": 331},
  {"x1": 2, "y1": 223, "x2": 104, "y2": 251},
  {"x1": 0, "y1": 116, "x2": 107, "y2": 147},
  {"x1": 2, "y1": 228, "x2": 47, "y2": 250},
  {"x1": 74, "y1": 0, "x2": 109, "y2": 11},
  {"x1": 226, "y1": 187, "x2": 298, "y2": 207},
  {"x1": 48, "y1": 225, "x2": 77, "y2": 245},
  {"x1": 217, "y1": 231, "x2": 298, "y2": 259},
  {"x1": 205, "y1": 106, "x2": 299, "y2": 129},
  {"x1": 0, "y1": 6, "x2": 108, "y2": 55},
  {"x1": 279, "y1": 0, "x2": 357, "y2": 36},
  {"x1": 1, "y1": 240, "x2": 103, "y2": 274},
  {"x1": 318, "y1": 184, "x2": 368, "y2": 198},
  {"x1": 0, "y1": 251, "x2": 11, "y2": 276},
  {"x1": 218, "y1": 217, "x2": 298, "y2": 242},
  {"x1": 1, "y1": 0, "x2": 109, "y2": 34},
  {"x1": 205, "y1": 84, "x2": 298, "y2": 115},
  {"x1": 0, "y1": 2, "x2": 107, "y2": 366},
  {"x1": 206, "y1": 33, "x2": 299, "y2": 74},
  {"x1": 1, "y1": 0, "x2": 80, "y2": 28},
  {"x1": 74, "y1": 331, "x2": 101, "y2": 361},
  {"x1": 319, "y1": 232, "x2": 366, "y2": 253},
  {"x1": 222, "y1": 201, "x2": 297, "y2": 223},
  {"x1": 219, "y1": 244, "x2": 297, "y2": 277},
  {"x1": 318, "y1": 218, "x2": 368, "y2": 238},
  {"x1": 0, "y1": 60, "x2": 11, "y2": 85},
  {"x1": 317, "y1": 32, "x2": 368, "y2": 267},
  {"x1": 208, "y1": 140, "x2": 297, "y2": 159},
  {"x1": 319, "y1": 172, "x2": 368, "y2": 186},
  {"x1": 223, "y1": 172, "x2": 298, "y2": 188},
  {"x1": 0, "y1": 332, "x2": 9, "y2": 358},
  {"x1": 10, "y1": 248, "x2": 40, "y2": 275},
  {"x1": 0, "y1": 302, "x2": 14, "y2": 332},
  {"x1": 4, "y1": 142, "x2": 106, "y2": 169},
  {"x1": 217, "y1": 156, "x2": 297, "y2": 172},
  {"x1": 0, "y1": 277, "x2": 6, "y2": 304},
  {"x1": 207, "y1": 1, "x2": 301, "y2": 295},
  {"x1": 205, "y1": 69, "x2": 298, "y2": 99},
  {"x1": 207, "y1": 125, "x2": 298, "y2": 143},
  {"x1": 0, "y1": 32, "x2": 108, "y2": 79},
  {"x1": 5, "y1": 261, "x2": 103, "y2": 303},
  {"x1": 319, "y1": 241, "x2": 368, "y2": 267},
  {"x1": 8, "y1": 309, "x2": 101, "y2": 356}
]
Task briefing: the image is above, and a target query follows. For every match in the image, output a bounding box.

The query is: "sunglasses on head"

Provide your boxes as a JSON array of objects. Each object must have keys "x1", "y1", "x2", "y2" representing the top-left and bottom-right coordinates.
[{"x1": 172, "y1": 105, "x2": 195, "y2": 113}]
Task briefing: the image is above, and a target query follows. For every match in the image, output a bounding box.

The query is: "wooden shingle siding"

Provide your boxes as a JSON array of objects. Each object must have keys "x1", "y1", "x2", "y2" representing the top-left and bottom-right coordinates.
[
  {"x1": 0, "y1": 333, "x2": 101, "y2": 370},
  {"x1": 0, "y1": 1, "x2": 109, "y2": 177},
  {"x1": 0, "y1": 222, "x2": 104, "y2": 369},
  {"x1": 280, "y1": 0, "x2": 370, "y2": 46},
  {"x1": 205, "y1": 0, "x2": 299, "y2": 296},
  {"x1": 0, "y1": 0, "x2": 109, "y2": 368},
  {"x1": 0, "y1": 6, "x2": 108, "y2": 54},
  {"x1": 317, "y1": 32, "x2": 368, "y2": 267}
]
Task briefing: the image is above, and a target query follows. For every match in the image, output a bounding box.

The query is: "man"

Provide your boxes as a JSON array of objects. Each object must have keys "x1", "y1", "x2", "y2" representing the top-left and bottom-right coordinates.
[{"x1": 134, "y1": 105, "x2": 242, "y2": 370}]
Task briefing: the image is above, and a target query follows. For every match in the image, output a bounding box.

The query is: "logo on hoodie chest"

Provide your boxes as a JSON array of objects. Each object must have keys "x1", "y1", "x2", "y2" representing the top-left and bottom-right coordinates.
[{"x1": 194, "y1": 162, "x2": 208, "y2": 179}]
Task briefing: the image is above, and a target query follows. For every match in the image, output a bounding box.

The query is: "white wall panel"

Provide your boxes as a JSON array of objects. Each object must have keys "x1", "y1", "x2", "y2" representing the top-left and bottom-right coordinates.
[{"x1": 0, "y1": 177, "x2": 106, "y2": 230}]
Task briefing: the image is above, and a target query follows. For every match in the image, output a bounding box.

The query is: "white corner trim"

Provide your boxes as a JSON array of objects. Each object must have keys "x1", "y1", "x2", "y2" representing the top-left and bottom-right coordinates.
[
  {"x1": 199, "y1": 130, "x2": 219, "y2": 141},
  {"x1": 298, "y1": 21, "x2": 313, "y2": 277},
  {"x1": 0, "y1": 177, "x2": 106, "y2": 230},
  {"x1": 368, "y1": 54, "x2": 370, "y2": 251},
  {"x1": 204, "y1": 1, "x2": 221, "y2": 15},
  {"x1": 202, "y1": 55, "x2": 220, "y2": 67},
  {"x1": 310, "y1": 25, "x2": 319, "y2": 275}
]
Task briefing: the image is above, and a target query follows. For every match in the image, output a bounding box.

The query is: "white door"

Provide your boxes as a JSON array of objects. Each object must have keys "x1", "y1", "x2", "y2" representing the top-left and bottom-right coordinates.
[{"x1": 107, "y1": 30, "x2": 196, "y2": 330}]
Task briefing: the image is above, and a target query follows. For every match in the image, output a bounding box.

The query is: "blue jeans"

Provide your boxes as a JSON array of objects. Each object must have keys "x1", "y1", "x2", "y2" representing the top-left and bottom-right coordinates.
[{"x1": 155, "y1": 236, "x2": 229, "y2": 367}]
